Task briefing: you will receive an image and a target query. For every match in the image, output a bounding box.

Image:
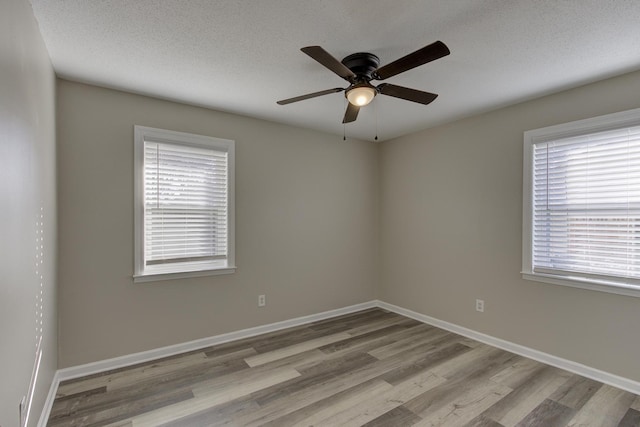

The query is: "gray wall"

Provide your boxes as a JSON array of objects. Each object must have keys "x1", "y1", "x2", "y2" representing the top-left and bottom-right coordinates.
[
  {"x1": 56, "y1": 80, "x2": 379, "y2": 368},
  {"x1": 379, "y1": 70, "x2": 640, "y2": 382},
  {"x1": 0, "y1": 0, "x2": 57, "y2": 425}
]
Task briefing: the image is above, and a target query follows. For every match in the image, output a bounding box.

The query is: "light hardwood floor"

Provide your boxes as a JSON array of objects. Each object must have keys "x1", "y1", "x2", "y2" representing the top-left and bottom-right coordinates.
[{"x1": 48, "y1": 308, "x2": 640, "y2": 426}]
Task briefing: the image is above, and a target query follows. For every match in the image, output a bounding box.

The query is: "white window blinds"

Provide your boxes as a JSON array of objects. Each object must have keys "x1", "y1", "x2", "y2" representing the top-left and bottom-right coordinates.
[
  {"x1": 532, "y1": 125, "x2": 640, "y2": 282},
  {"x1": 144, "y1": 141, "x2": 228, "y2": 270}
]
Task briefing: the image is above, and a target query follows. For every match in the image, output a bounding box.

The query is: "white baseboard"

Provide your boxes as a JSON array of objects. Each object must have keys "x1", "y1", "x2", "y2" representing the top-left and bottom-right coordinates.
[
  {"x1": 37, "y1": 370, "x2": 60, "y2": 427},
  {"x1": 38, "y1": 298, "x2": 640, "y2": 426},
  {"x1": 37, "y1": 300, "x2": 377, "y2": 425},
  {"x1": 376, "y1": 300, "x2": 640, "y2": 395},
  {"x1": 57, "y1": 300, "x2": 377, "y2": 382}
]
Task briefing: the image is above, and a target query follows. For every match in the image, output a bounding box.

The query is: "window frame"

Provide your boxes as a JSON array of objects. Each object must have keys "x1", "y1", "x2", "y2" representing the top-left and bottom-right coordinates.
[
  {"x1": 133, "y1": 125, "x2": 236, "y2": 283},
  {"x1": 522, "y1": 107, "x2": 640, "y2": 298}
]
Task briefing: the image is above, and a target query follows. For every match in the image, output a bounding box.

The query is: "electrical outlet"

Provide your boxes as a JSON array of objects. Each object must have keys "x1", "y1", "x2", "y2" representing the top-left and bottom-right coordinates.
[
  {"x1": 476, "y1": 299, "x2": 484, "y2": 312},
  {"x1": 258, "y1": 294, "x2": 266, "y2": 307}
]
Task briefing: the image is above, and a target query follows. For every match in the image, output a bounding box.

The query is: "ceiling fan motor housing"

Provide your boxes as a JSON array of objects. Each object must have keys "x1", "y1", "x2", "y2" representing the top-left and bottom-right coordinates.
[{"x1": 341, "y1": 52, "x2": 380, "y2": 82}]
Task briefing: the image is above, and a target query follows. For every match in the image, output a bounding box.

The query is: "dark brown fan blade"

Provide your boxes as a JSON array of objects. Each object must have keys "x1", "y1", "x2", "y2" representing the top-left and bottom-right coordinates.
[
  {"x1": 301, "y1": 46, "x2": 356, "y2": 81},
  {"x1": 277, "y1": 88, "x2": 344, "y2": 105},
  {"x1": 374, "y1": 41, "x2": 450, "y2": 81},
  {"x1": 378, "y1": 83, "x2": 438, "y2": 105},
  {"x1": 342, "y1": 102, "x2": 360, "y2": 123}
]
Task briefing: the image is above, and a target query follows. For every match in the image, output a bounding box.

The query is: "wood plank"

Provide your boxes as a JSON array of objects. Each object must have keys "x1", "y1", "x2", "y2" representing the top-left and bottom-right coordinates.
[
  {"x1": 412, "y1": 380, "x2": 511, "y2": 427},
  {"x1": 251, "y1": 325, "x2": 344, "y2": 354},
  {"x1": 155, "y1": 396, "x2": 259, "y2": 427},
  {"x1": 51, "y1": 353, "x2": 250, "y2": 419},
  {"x1": 429, "y1": 344, "x2": 509, "y2": 379},
  {"x1": 191, "y1": 365, "x2": 301, "y2": 399},
  {"x1": 456, "y1": 336, "x2": 483, "y2": 349},
  {"x1": 317, "y1": 322, "x2": 418, "y2": 354},
  {"x1": 618, "y1": 408, "x2": 640, "y2": 427},
  {"x1": 230, "y1": 369, "x2": 390, "y2": 425},
  {"x1": 548, "y1": 374, "x2": 602, "y2": 410},
  {"x1": 129, "y1": 367, "x2": 300, "y2": 427},
  {"x1": 380, "y1": 342, "x2": 472, "y2": 385},
  {"x1": 369, "y1": 325, "x2": 444, "y2": 359},
  {"x1": 306, "y1": 308, "x2": 396, "y2": 333},
  {"x1": 314, "y1": 370, "x2": 447, "y2": 426},
  {"x1": 567, "y1": 384, "x2": 636, "y2": 427},
  {"x1": 181, "y1": 347, "x2": 325, "y2": 400},
  {"x1": 201, "y1": 322, "x2": 322, "y2": 358},
  {"x1": 56, "y1": 352, "x2": 209, "y2": 396},
  {"x1": 243, "y1": 331, "x2": 352, "y2": 367},
  {"x1": 463, "y1": 414, "x2": 505, "y2": 427},
  {"x1": 232, "y1": 344, "x2": 452, "y2": 426},
  {"x1": 286, "y1": 322, "x2": 446, "y2": 379},
  {"x1": 202, "y1": 339, "x2": 258, "y2": 359},
  {"x1": 102, "y1": 420, "x2": 134, "y2": 427},
  {"x1": 481, "y1": 365, "x2": 572, "y2": 426},
  {"x1": 253, "y1": 352, "x2": 378, "y2": 407},
  {"x1": 361, "y1": 406, "x2": 422, "y2": 427},
  {"x1": 489, "y1": 358, "x2": 545, "y2": 389},
  {"x1": 367, "y1": 326, "x2": 452, "y2": 360},
  {"x1": 57, "y1": 347, "x2": 255, "y2": 399},
  {"x1": 49, "y1": 388, "x2": 194, "y2": 427},
  {"x1": 259, "y1": 378, "x2": 392, "y2": 427},
  {"x1": 513, "y1": 398, "x2": 575, "y2": 427},
  {"x1": 290, "y1": 324, "x2": 417, "y2": 373},
  {"x1": 246, "y1": 347, "x2": 327, "y2": 373},
  {"x1": 404, "y1": 350, "x2": 517, "y2": 417},
  {"x1": 295, "y1": 350, "x2": 378, "y2": 379},
  {"x1": 54, "y1": 386, "x2": 107, "y2": 403},
  {"x1": 344, "y1": 313, "x2": 420, "y2": 336}
]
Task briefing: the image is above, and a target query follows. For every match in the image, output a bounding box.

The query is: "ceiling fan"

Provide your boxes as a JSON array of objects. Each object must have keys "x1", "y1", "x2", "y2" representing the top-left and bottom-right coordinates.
[{"x1": 277, "y1": 41, "x2": 450, "y2": 124}]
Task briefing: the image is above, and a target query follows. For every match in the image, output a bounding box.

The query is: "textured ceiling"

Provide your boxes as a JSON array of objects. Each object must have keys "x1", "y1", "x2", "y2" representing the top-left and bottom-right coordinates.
[{"x1": 30, "y1": 0, "x2": 640, "y2": 141}]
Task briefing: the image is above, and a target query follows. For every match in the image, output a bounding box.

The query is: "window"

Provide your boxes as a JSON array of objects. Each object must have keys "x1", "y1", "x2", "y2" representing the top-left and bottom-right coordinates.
[
  {"x1": 134, "y1": 126, "x2": 235, "y2": 282},
  {"x1": 522, "y1": 108, "x2": 640, "y2": 297}
]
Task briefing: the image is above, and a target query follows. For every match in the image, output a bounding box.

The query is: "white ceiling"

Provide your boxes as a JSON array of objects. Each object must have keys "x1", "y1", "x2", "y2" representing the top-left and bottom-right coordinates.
[{"x1": 30, "y1": 0, "x2": 640, "y2": 141}]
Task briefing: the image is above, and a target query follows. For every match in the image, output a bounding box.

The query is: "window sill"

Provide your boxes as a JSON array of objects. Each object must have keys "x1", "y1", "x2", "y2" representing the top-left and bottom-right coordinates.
[
  {"x1": 521, "y1": 271, "x2": 640, "y2": 298},
  {"x1": 134, "y1": 266, "x2": 236, "y2": 283}
]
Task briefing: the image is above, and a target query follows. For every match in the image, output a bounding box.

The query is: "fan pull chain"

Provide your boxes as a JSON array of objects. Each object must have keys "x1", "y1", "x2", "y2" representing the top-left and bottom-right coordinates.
[
  {"x1": 343, "y1": 109, "x2": 346, "y2": 140},
  {"x1": 374, "y1": 100, "x2": 379, "y2": 141},
  {"x1": 343, "y1": 97, "x2": 347, "y2": 141}
]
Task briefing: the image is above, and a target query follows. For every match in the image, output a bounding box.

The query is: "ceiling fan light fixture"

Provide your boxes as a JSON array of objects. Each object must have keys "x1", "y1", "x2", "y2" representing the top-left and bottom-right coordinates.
[{"x1": 346, "y1": 86, "x2": 376, "y2": 106}]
